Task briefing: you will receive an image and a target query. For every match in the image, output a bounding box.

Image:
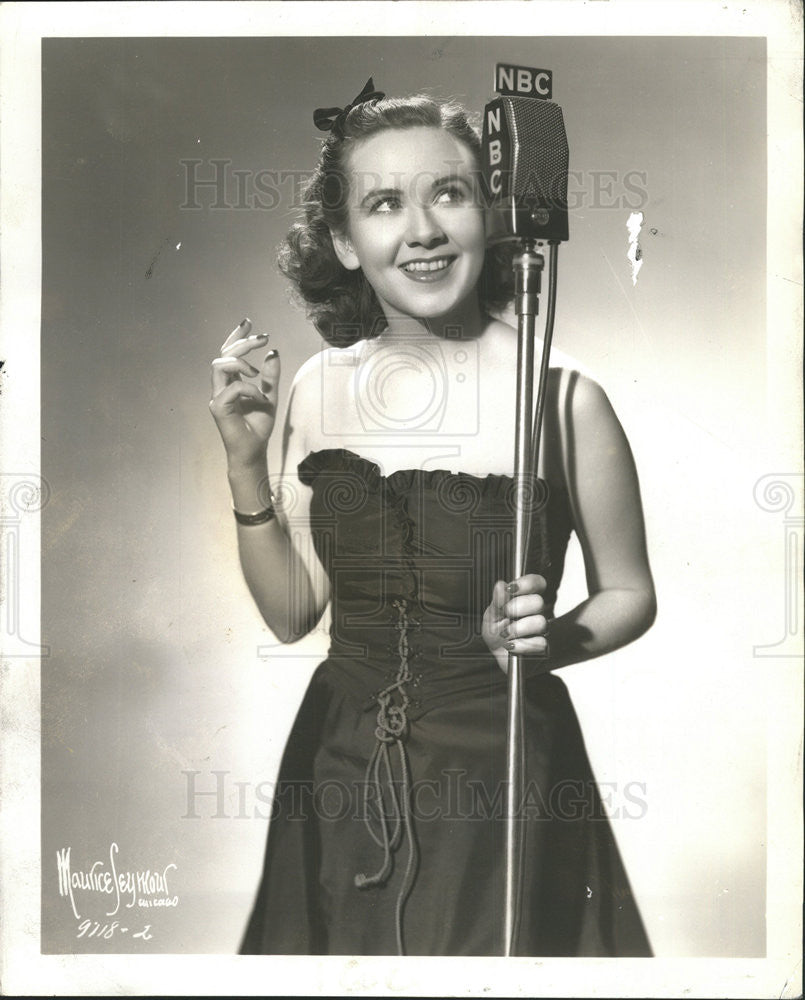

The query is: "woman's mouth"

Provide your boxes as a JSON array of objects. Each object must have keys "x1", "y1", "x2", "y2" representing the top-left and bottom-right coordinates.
[{"x1": 399, "y1": 256, "x2": 456, "y2": 281}]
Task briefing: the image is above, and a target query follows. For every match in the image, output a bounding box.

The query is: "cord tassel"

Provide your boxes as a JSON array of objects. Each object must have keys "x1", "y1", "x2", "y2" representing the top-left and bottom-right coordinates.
[{"x1": 353, "y1": 599, "x2": 420, "y2": 955}]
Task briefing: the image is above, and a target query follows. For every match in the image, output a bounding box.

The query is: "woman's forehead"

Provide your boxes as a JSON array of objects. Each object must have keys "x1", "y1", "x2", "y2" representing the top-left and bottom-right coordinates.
[{"x1": 346, "y1": 127, "x2": 476, "y2": 188}]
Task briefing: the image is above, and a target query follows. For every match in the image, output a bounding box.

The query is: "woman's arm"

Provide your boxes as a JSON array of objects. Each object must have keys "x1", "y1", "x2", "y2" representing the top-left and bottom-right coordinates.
[
  {"x1": 483, "y1": 371, "x2": 656, "y2": 673},
  {"x1": 210, "y1": 324, "x2": 330, "y2": 643}
]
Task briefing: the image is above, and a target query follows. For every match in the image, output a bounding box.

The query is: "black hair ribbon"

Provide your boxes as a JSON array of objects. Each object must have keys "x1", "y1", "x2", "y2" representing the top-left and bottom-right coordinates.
[{"x1": 313, "y1": 77, "x2": 385, "y2": 135}]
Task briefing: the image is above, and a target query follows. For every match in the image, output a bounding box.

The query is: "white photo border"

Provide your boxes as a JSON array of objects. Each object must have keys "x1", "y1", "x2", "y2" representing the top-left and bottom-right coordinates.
[{"x1": 1, "y1": 1, "x2": 802, "y2": 996}]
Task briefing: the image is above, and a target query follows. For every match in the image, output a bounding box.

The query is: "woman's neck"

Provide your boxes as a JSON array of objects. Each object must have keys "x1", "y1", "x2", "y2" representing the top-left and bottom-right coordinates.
[{"x1": 375, "y1": 296, "x2": 487, "y2": 344}]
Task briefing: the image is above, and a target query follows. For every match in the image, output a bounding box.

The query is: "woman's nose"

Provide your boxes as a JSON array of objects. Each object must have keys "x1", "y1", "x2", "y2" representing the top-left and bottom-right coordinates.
[{"x1": 403, "y1": 205, "x2": 447, "y2": 248}]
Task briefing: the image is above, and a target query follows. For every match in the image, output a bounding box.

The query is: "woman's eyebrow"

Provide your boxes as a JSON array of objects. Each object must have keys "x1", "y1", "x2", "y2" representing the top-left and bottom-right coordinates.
[{"x1": 430, "y1": 172, "x2": 472, "y2": 189}]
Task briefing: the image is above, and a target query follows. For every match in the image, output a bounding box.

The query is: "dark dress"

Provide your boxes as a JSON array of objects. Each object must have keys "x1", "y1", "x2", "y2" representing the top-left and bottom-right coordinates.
[{"x1": 240, "y1": 447, "x2": 652, "y2": 957}]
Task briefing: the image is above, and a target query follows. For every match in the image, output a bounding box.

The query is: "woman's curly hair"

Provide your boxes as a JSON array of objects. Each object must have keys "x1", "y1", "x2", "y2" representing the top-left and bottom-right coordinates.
[{"x1": 279, "y1": 94, "x2": 516, "y2": 347}]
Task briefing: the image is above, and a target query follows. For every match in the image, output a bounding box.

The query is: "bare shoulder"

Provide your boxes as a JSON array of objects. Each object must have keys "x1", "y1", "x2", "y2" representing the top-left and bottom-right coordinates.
[
  {"x1": 294, "y1": 342, "x2": 362, "y2": 380},
  {"x1": 285, "y1": 343, "x2": 364, "y2": 452},
  {"x1": 288, "y1": 343, "x2": 357, "y2": 407},
  {"x1": 289, "y1": 348, "x2": 325, "y2": 397},
  {"x1": 563, "y1": 370, "x2": 613, "y2": 415},
  {"x1": 280, "y1": 348, "x2": 328, "y2": 468},
  {"x1": 549, "y1": 371, "x2": 631, "y2": 467}
]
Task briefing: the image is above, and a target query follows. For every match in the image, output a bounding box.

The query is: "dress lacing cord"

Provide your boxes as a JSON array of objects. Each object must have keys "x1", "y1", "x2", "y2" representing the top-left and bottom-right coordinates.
[{"x1": 354, "y1": 598, "x2": 420, "y2": 957}]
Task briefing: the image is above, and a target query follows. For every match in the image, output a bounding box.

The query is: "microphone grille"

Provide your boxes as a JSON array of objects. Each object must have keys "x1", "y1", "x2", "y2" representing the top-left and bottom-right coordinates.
[{"x1": 508, "y1": 99, "x2": 569, "y2": 206}]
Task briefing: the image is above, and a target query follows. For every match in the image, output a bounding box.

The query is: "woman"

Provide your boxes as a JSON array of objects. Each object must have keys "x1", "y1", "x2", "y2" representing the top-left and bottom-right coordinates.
[{"x1": 209, "y1": 82, "x2": 656, "y2": 957}]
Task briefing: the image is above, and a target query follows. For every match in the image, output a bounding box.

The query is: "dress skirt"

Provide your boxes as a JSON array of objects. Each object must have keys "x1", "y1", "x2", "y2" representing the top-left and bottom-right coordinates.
[{"x1": 240, "y1": 662, "x2": 652, "y2": 957}]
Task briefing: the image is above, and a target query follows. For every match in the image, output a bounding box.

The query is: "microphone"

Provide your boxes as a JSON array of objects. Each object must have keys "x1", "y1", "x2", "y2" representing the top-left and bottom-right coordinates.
[
  {"x1": 481, "y1": 63, "x2": 570, "y2": 243},
  {"x1": 484, "y1": 66, "x2": 570, "y2": 953}
]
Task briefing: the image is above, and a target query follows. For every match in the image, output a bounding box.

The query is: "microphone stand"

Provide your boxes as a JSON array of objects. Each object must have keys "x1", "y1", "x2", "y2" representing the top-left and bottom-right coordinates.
[{"x1": 503, "y1": 240, "x2": 559, "y2": 957}]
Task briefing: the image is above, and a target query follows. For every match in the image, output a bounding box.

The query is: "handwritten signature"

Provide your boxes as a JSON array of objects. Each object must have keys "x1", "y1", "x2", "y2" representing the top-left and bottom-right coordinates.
[{"x1": 57, "y1": 842, "x2": 178, "y2": 920}]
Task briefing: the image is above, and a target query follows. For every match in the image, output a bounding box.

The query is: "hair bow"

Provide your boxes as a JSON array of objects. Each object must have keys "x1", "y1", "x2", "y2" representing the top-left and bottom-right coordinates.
[{"x1": 313, "y1": 77, "x2": 385, "y2": 135}]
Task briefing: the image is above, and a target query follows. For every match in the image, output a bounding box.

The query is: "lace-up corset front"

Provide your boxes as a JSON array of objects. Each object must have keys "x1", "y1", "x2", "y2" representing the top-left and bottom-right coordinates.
[{"x1": 297, "y1": 448, "x2": 573, "y2": 719}]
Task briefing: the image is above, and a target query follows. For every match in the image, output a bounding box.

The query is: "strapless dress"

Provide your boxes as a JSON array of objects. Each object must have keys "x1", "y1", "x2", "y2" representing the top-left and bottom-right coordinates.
[{"x1": 240, "y1": 448, "x2": 652, "y2": 956}]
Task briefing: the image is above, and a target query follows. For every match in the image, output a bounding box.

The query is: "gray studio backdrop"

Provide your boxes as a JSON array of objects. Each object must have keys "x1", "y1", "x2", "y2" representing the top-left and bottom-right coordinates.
[{"x1": 42, "y1": 36, "x2": 767, "y2": 955}]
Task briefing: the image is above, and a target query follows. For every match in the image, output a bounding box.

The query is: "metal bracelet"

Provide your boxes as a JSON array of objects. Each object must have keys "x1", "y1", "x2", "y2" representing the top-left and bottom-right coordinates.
[{"x1": 233, "y1": 502, "x2": 275, "y2": 526}]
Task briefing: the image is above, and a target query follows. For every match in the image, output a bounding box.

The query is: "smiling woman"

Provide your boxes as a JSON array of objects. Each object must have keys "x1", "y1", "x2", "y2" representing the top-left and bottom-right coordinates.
[
  {"x1": 208, "y1": 83, "x2": 656, "y2": 957},
  {"x1": 329, "y1": 127, "x2": 486, "y2": 323},
  {"x1": 277, "y1": 92, "x2": 517, "y2": 350}
]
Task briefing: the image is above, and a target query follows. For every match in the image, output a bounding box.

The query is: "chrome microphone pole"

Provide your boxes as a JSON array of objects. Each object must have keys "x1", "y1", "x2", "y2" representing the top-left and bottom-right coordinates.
[{"x1": 503, "y1": 240, "x2": 544, "y2": 956}]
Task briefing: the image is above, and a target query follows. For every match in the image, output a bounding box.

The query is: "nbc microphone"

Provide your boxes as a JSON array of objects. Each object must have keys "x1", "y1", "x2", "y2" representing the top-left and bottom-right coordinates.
[
  {"x1": 484, "y1": 61, "x2": 570, "y2": 958},
  {"x1": 481, "y1": 63, "x2": 570, "y2": 243}
]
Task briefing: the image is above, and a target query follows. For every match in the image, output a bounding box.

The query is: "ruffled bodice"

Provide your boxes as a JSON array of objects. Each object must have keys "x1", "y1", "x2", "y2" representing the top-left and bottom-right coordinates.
[{"x1": 298, "y1": 448, "x2": 573, "y2": 718}]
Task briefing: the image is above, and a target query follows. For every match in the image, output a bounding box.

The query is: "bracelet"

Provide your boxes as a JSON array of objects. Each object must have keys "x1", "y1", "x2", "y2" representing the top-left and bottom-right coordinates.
[{"x1": 233, "y1": 501, "x2": 276, "y2": 526}]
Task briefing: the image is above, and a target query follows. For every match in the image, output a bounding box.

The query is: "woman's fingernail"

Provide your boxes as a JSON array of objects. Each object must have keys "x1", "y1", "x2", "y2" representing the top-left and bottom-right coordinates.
[
  {"x1": 265, "y1": 349, "x2": 279, "y2": 360},
  {"x1": 500, "y1": 626, "x2": 510, "y2": 639},
  {"x1": 239, "y1": 317, "x2": 250, "y2": 327},
  {"x1": 506, "y1": 582, "x2": 518, "y2": 595},
  {"x1": 505, "y1": 641, "x2": 515, "y2": 652}
]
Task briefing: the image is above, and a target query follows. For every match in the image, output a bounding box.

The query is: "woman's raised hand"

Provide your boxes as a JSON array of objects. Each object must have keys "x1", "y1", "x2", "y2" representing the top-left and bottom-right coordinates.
[
  {"x1": 209, "y1": 318, "x2": 280, "y2": 469},
  {"x1": 482, "y1": 574, "x2": 550, "y2": 673}
]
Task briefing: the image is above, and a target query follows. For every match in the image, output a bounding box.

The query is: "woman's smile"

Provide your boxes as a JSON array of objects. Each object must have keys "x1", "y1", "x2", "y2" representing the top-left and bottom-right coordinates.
[{"x1": 399, "y1": 254, "x2": 457, "y2": 280}]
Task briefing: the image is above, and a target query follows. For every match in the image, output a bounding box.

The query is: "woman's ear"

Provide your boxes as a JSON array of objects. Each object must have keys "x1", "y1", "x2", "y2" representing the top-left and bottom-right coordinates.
[{"x1": 330, "y1": 229, "x2": 361, "y2": 271}]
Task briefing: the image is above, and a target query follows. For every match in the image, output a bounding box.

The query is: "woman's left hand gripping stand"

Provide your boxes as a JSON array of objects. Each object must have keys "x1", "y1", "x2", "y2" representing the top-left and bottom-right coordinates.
[{"x1": 482, "y1": 575, "x2": 550, "y2": 674}]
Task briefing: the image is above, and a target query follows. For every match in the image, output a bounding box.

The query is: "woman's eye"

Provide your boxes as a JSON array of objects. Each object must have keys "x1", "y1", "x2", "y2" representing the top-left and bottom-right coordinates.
[
  {"x1": 370, "y1": 196, "x2": 401, "y2": 214},
  {"x1": 434, "y1": 185, "x2": 467, "y2": 205}
]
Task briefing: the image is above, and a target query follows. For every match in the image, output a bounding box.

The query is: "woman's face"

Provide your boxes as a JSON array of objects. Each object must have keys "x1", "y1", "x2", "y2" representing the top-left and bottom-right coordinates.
[{"x1": 333, "y1": 126, "x2": 486, "y2": 324}]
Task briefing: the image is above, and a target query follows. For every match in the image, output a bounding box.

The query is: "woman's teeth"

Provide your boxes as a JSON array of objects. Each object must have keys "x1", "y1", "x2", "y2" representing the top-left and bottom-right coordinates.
[{"x1": 403, "y1": 258, "x2": 451, "y2": 272}]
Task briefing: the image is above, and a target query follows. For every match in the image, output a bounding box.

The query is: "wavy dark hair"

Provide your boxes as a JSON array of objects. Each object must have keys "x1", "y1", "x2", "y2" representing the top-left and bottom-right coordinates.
[{"x1": 279, "y1": 94, "x2": 516, "y2": 347}]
